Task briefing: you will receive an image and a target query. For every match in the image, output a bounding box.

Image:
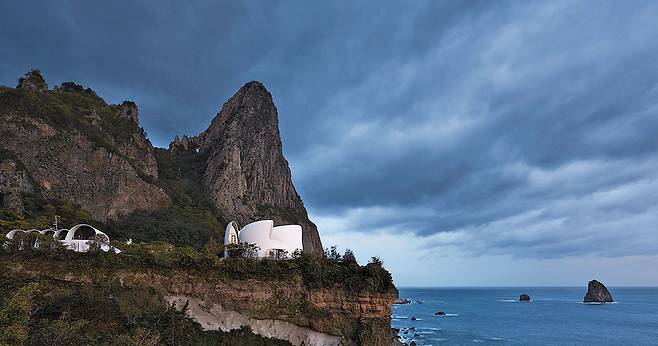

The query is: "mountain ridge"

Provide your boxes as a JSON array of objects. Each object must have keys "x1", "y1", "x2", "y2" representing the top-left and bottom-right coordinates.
[{"x1": 0, "y1": 69, "x2": 322, "y2": 255}]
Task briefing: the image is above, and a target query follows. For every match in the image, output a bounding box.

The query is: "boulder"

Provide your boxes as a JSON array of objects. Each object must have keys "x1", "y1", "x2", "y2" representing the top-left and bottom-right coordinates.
[
  {"x1": 583, "y1": 280, "x2": 614, "y2": 303},
  {"x1": 393, "y1": 298, "x2": 411, "y2": 304},
  {"x1": 519, "y1": 294, "x2": 531, "y2": 301},
  {"x1": 410, "y1": 316, "x2": 417, "y2": 321}
]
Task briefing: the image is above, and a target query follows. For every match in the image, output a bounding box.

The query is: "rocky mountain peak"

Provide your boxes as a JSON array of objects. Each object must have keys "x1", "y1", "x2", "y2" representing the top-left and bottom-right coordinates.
[
  {"x1": 16, "y1": 68, "x2": 48, "y2": 91},
  {"x1": 195, "y1": 81, "x2": 323, "y2": 255}
]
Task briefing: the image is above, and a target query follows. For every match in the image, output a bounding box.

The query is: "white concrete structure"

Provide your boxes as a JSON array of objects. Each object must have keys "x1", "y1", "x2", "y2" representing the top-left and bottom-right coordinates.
[
  {"x1": 224, "y1": 220, "x2": 303, "y2": 259},
  {"x1": 63, "y1": 224, "x2": 117, "y2": 253},
  {"x1": 4, "y1": 224, "x2": 120, "y2": 253}
]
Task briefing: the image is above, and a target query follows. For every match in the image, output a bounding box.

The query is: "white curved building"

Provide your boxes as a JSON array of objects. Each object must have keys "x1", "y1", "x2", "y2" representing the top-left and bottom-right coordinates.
[
  {"x1": 4, "y1": 224, "x2": 120, "y2": 253},
  {"x1": 224, "y1": 220, "x2": 303, "y2": 259},
  {"x1": 63, "y1": 224, "x2": 116, "y2": 253}
]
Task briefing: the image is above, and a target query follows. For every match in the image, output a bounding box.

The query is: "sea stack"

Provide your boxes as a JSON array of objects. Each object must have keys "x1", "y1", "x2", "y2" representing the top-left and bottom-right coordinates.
[
  {"x1": 519, "y1": 294, "x2": 531, "y2": 301},
  {"x1": 583, "y1": 280, "x2": 614, "y2": 303}
]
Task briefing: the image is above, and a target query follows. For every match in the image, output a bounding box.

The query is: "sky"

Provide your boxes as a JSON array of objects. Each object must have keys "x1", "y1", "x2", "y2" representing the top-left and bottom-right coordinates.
[{"x1": 2, "y1": 1, "x2": 658, "y2": 286}]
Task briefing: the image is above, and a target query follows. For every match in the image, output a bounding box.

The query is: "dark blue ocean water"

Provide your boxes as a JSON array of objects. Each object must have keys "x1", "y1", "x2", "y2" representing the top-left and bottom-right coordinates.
[{"x1": 393, "y1": 288, "x2": 658, "y2": 345}]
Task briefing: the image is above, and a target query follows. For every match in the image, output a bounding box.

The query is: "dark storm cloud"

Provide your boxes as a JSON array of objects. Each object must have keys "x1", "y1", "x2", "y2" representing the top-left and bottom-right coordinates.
[{"x1": 2, "y1": 0, "x2": 658, "y2": 258}]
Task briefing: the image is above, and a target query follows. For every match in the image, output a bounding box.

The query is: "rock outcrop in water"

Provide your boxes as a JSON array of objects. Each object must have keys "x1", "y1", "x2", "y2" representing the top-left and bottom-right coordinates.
[
  {"x1": 520, "y1": 293, "x2": 530, "y2": 301},
  {"x1": 583, "y1": 279, "x2": 614, "y2": 303}
]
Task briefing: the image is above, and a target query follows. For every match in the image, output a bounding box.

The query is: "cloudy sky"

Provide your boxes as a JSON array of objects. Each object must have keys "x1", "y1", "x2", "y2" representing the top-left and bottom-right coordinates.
[{"x1": 2, "y1": 1, "x2": 658, "y2": 286}]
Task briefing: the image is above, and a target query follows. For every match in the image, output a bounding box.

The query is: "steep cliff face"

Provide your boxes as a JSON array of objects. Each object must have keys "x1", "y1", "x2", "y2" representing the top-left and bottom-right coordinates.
[
  {"x1": 0, "y1": 71, "x2": 169, "y2": 221},
  {"x1": 189, "y1": 81, "x2": 323, "y2": 255},
  {"x1": 128, "y1": 273, "x2": 394, "y2": 346}
]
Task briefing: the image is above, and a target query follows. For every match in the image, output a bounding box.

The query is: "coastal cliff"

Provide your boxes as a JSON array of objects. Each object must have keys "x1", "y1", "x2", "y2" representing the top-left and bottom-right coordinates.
[
  {"x1": 0, "y1": 69, "x2": 395, "y2": 345},
  {"x1": 0, "y1": 247, "x2": 396, "y2": 345}
]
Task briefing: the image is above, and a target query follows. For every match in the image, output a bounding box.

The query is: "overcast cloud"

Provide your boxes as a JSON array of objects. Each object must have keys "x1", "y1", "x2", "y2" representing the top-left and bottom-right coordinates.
[{"x1": 2, "y1": 0, "x2": 658, "y2": 285}]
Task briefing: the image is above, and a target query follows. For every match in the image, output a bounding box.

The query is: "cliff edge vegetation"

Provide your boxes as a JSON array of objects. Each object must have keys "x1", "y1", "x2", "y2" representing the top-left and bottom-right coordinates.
[{"x1": 0, "y1": 236, "x2": 395, "y2": 345}]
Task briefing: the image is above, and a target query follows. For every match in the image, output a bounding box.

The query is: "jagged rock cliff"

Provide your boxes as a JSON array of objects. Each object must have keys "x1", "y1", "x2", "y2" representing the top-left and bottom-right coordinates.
[
  {"x1": 0, "y1": 70, "x2": 169, "y2": 221},
  {"x1": 174, "y1": 81, "x2": 323, "y2": 255}
]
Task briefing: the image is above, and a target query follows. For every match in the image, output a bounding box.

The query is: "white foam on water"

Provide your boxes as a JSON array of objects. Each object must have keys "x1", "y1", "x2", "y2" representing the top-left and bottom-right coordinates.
[{"x1": 496, "y1": 299, "x2": 517, "y2": 302}]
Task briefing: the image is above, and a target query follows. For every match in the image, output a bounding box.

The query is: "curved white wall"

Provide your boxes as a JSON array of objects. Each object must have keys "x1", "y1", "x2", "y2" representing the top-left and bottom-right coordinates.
[
  {"x1": 225, "y1": 220, "x2": 303, "y2": 259},
  {"x1": 6, "y1": 229, "x2": 25, "y2": 239}
]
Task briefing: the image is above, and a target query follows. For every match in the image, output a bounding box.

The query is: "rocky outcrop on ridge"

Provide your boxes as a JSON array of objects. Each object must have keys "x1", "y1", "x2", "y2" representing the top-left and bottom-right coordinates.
[
  {"x1": 583, "y1": 279, "x2": 614, "y2": 303},
  {"x1": 16, "y1": 68, "x2": 48, "y2": 91}
]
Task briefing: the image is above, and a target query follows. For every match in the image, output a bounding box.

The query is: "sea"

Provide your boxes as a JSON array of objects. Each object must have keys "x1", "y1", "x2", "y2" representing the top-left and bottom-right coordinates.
[{"x1": 392, "y1": 287, "x2": 658, "y2": 345}]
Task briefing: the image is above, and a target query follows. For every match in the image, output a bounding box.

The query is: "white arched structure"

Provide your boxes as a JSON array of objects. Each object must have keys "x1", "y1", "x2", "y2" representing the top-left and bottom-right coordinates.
[
  {"x1": 224, "y1": 219, "x2": 303, "y2": 259},
  {"x1": 4, "y1": 224, "x2": 120, "y2": 254},
  {"x1": 6, "y1": 229, "x2": 25, "y2": 239},
  {"x1": 64, "y1": 224, "x2": 116, "y2": 253}
]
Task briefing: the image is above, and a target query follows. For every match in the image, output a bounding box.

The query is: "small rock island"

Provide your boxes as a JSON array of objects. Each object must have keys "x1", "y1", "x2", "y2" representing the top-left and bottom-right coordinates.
[
  {"x1": 519, "y1": 293, "x2": 531, "y2": 301},
  {"x1": 583, "y1": 279, "x2": 614, "y2": 303}
]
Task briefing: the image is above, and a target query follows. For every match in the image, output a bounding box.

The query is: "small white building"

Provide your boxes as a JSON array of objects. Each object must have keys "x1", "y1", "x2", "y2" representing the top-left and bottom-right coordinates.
[
  {"x1": 4, "y1": 224, "x2": 120, "y2": 253},
  {"x1": 224, "y1": 220, "x2": 303, "y2": 259}
]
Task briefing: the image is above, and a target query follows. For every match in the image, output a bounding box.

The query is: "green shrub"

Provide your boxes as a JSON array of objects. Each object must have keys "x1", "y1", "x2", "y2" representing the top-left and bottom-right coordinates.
[{"x1": 0, "y1": 283, "x2": 40, "y2": 346}]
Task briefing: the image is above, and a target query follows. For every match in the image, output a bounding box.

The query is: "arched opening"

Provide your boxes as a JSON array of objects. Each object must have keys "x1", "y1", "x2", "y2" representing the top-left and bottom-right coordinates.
[
  {"x1": 43, "y1": 230, "x2": 56, "y2": 238},
  {"x1": 56, "y1": 230, "x2": 69, "y2": 240},
  {"x1": 25, "y1": 230, "x2": 40, "y2": 248},
  {"x1": 72, "y1": 225, "x2": 96, "y2": 240}
]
